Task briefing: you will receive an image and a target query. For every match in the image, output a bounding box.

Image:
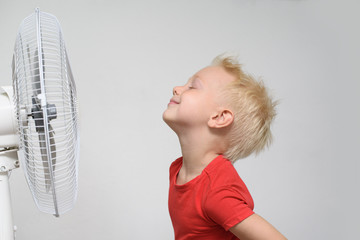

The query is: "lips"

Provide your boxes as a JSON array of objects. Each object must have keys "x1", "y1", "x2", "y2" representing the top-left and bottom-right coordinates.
[{"x1": 169, "y1": 98, "x2": 180, "y2": 105}]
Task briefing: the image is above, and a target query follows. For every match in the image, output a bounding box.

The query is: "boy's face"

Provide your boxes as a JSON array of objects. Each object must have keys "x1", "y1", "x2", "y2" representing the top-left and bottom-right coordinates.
[{"x1": 163, "y1": 66, "x2": 235, "y2": 130}]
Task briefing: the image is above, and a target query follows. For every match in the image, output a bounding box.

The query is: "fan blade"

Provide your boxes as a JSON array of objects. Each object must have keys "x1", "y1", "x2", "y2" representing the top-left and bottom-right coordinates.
[
  {"x1": 38, "y1": 126, "x2": 56, "y2": 193},
  {"x1": 22, "y1": 128, "x2": 38, "y2": 186},
  {"x1": 38, "y1": 132, "x2": 49, "y2": 192},
  {"x1": 27, "y1": 46, "x2": 41, "y2": 96}
]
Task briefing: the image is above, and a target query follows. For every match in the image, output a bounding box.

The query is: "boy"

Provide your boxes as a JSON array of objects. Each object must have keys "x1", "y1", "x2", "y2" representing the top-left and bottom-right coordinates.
[{"x1": 162, "y1": 55, "x2": 286, "y2": 240}]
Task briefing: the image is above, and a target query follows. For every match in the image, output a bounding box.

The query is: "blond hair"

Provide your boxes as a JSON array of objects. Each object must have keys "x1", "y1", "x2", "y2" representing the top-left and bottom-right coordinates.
[{"x1": 212, "y1": 55, "x2": 277, "y2": 162}]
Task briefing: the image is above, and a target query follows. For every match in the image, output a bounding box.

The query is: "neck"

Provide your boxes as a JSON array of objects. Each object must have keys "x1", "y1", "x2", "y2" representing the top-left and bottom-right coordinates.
[{"x1": 176, "y1": 127, "x2": 222, "y2": 184}]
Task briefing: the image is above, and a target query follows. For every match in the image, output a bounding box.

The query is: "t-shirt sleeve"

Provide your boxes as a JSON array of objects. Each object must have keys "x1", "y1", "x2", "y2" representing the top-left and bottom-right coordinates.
[{"x1": 204, "y1": 184, "x2": 254, "y2": 231}]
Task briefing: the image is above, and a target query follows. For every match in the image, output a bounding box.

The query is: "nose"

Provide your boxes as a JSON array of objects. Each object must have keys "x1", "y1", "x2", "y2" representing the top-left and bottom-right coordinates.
[{"x1": 173, "y1": 86, "x2": 181, "y2": 95}]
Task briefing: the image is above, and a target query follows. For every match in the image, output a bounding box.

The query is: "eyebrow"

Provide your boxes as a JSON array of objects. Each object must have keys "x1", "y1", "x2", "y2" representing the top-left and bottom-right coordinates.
[{"x1": 186, "y1": 77, "x2": 195, "y2": 85}]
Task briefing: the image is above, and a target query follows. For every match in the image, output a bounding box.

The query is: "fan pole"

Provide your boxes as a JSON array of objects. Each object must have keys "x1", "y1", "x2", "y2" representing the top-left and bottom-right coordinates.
[{"x1": 0, "y1": 150, "x2": 18, "y2": 240}]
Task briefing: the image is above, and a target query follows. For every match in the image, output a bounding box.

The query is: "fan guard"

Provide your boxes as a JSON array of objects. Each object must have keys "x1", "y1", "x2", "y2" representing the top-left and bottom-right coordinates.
[{"x1": 12, "y1": 8, "x2": 79, "y2": 216}]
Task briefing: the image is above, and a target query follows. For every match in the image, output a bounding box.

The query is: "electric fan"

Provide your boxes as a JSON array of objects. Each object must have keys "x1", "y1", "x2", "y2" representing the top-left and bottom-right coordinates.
[{"x1": 0, "y1": 8, "x2": 79, "y2": 239}]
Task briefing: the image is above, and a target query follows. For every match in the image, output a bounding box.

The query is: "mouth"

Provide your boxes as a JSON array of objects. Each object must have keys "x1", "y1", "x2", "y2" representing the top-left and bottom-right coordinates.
[{"x1": 168, "y1": 98, "x2": 179, "y2": 105}]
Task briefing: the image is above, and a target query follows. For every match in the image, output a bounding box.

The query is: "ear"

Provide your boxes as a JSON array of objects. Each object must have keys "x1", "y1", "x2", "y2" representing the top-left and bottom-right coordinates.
[{"x1": 208, "y1": 108, "x2": 234, "y2": 129}]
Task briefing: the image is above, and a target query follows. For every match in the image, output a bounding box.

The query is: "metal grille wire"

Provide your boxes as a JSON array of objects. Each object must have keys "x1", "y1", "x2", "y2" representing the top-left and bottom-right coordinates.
[{"x1": 12, "y1": 8, "x2": 79, "y2": 216}]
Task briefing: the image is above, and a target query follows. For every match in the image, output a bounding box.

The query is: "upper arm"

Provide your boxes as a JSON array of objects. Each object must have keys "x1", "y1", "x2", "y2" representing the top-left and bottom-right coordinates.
[{"x1": 229, "y1": 213, "x2": 287, "y2": 240}]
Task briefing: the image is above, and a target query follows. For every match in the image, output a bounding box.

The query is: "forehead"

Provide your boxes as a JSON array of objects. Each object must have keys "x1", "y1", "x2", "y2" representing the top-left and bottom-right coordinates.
[{"x1": 193, "y1": 66, "x2": 235, "y2": 87}]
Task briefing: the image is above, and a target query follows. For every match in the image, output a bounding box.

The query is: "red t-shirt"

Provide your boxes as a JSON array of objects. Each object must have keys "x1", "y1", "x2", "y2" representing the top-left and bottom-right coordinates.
[{"x1": 169, "y1": 155, "x2": 254, "y2": 240}]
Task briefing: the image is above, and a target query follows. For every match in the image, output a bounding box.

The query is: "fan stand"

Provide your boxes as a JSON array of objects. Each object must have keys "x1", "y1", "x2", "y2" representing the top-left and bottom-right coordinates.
[
  {"x1": 0, "y1": 148, "x2": 18, "y2": 240},
  {"x1": 1, "y1": 87, "x2": 19, "y2": 239}
]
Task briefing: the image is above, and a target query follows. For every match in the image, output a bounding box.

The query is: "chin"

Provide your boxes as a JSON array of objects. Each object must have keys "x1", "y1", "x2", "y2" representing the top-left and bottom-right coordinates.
[
  {"x1": 162, "y1": 110, "x2": 173, "y2": 125},
  {"x1": 162, "y1": 112, "x2": 179, "y2": 132}
]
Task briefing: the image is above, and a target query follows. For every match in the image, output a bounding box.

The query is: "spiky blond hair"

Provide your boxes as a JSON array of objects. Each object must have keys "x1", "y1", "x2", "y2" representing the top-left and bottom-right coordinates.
[{"x1": 212, "y1": 55, "x2": 277, "y2": 162}]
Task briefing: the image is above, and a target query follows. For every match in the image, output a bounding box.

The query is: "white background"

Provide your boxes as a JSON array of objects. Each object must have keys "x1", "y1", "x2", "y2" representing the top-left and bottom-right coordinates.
[{"x1": 0, "y1": 0, "x2": 359, "y2": 239}]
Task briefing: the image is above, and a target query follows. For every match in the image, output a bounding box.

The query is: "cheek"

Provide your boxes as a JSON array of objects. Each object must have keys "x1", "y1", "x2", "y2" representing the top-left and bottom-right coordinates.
[{"x1": 180, "y1": 98, "x2": 212, "y2": 120}]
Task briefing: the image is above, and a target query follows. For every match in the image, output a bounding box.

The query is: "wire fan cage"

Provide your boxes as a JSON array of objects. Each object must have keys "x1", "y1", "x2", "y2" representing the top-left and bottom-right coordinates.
[{"x1": 12, "y1": 8, "x2": 79, "y2": 216}]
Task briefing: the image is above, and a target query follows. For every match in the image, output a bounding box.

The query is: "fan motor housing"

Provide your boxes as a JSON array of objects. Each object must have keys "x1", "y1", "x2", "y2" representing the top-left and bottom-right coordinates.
[{"x1": 0, "y1": 86, "x2": 18, "y2": 148}]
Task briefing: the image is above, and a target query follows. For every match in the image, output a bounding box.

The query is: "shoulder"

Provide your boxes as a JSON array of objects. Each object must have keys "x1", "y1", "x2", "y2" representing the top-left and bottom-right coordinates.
[
  {"x1": 203, "y1": 155, "x2": 254, "y2": 209},
  {"x1": 202, "y1": 156, "x2": 255, "y2": 230},
  {"x1": 204, "y1": 155, "x2": 244, "y2": 187}
]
